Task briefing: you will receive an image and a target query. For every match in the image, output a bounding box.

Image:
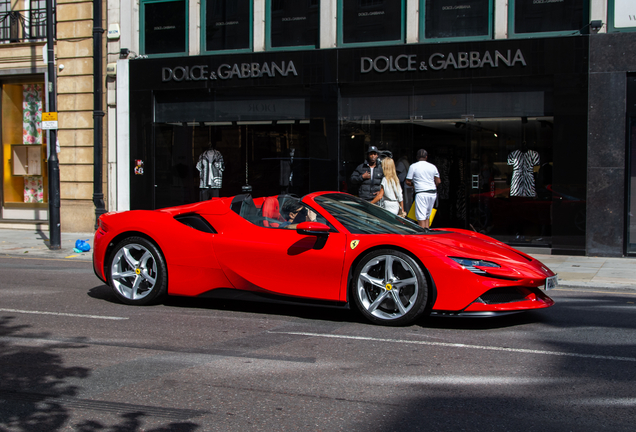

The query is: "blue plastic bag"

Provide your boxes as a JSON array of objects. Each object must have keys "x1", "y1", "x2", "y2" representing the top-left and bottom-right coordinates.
[{"x1": 75, "y1": 239, "x2": 91, "y2": 253}]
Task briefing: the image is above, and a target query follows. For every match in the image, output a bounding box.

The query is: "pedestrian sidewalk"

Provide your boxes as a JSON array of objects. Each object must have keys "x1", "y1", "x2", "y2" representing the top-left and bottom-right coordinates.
[
  {"x1": 0, "y1": 228, "x2": 94, "y2": 261},
  {"x1": 0, "y1": 228, "x2": 635, "y2": 290},
  {"x1": 529, "y1": 253, "x2": 636, "y2": 290}
]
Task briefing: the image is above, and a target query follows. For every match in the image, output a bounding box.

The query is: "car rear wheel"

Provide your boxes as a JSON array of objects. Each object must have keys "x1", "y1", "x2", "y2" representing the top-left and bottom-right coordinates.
[
  {"x1": 352, "y1": 249, "x2": 429, "y2": 326},
  {"x1": 108, "y1": 236, "x2": 167, "y2": 305}
]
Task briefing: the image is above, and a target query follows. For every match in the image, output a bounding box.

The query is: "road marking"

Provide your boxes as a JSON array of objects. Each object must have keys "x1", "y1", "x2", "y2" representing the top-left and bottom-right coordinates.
[
  {"x1": 575, "y1": 398, "x2": 636, "y2": 407},
  {"x1": 374, "y1": 376, "x2": 571, "y2": 385},
  {"x1": 0, "y1": 308, "x2": 128, "y2": 320},
  {"x1": 271, "y1": 331, "x2": 636, "y2": 363}
]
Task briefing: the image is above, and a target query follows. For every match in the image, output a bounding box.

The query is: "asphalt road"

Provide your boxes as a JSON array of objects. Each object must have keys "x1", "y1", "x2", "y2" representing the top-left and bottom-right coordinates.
[{"x1": 1, "y1": 256, "x2": 635, "y2": 432}]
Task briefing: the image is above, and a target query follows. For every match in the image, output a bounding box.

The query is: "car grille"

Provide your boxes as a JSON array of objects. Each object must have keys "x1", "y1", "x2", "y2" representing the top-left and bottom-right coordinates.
[{"x1": 478, "y1": 287, "x2": 529, "y2": 304}]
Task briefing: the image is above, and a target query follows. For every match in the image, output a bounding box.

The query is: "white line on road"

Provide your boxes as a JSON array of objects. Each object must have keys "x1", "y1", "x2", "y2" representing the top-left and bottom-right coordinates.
[
  {"x1": 271, "y1": 331, "x2": 636, "y2": 363},
  {"x1": 0, "y1": 308, "x2": 128, "y2": 320}
]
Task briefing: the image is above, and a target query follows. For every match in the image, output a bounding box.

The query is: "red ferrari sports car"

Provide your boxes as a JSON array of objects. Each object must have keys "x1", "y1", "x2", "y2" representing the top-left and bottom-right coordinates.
[{"x1": 93, "y1": 192, "x2": 555, "y2": 326}]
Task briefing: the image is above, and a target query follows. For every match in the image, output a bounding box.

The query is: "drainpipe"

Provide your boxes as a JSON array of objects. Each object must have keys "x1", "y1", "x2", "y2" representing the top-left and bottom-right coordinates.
[{"x1": 93, "y1": 0, "x2": 106, "y2": 228}]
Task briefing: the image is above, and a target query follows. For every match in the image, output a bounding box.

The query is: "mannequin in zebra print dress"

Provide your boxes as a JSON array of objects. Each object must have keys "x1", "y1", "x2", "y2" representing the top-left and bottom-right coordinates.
[{"x1": 507, "y1": 144, "x2": 540, "y2": 197}]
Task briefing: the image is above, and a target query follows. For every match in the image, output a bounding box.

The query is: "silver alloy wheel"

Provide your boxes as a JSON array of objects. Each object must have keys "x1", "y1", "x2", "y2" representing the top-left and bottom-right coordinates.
[
  {"x1": 110, "y1": 243, "x2": 158, "y2": 301},
  {"x1": 356, "y1": 254, "x2": 419, "y2": 321}
]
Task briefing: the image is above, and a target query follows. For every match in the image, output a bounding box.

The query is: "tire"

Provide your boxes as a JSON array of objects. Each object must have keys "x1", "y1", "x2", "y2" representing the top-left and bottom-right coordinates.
[
  {"x1": 351, "y1": 249, "x2": 430, "y2": 326},
  {"x1": 107, "y1": 236, "x2": 167, "y2": 305}
]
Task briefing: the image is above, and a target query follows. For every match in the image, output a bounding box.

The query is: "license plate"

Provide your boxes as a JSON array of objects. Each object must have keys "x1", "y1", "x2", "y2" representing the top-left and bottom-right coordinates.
[{"x1": 545, "y1": 275, "x2": 557, "y2": 291}]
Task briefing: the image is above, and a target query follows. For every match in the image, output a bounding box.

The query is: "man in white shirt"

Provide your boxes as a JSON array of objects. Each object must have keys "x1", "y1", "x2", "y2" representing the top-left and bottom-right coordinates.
[{"x1": 406, "y1": 149, "x2": 441, "y2": 229}]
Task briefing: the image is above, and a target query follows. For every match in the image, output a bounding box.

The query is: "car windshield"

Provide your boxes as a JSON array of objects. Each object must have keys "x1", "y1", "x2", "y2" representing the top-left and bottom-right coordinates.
[{"x1": 314, "y1": 194, "x2": 427, "y2": 235}]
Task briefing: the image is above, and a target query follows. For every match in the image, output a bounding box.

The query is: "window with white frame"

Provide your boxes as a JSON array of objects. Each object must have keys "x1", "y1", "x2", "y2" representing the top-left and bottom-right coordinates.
[
  {"x1": 610, "y1": 0, "x2": 636, "y2": 32},
  {"x1": 421, "y1": 0, "x2": 492, "y2": 41},
  {"x1": 141, "y1": 0, "x2": 188, "y2": 56},
  {"x1": 511, "y1": 0, "x2": 587, "y2": 36},
  {"x1": 340, "y1": 0, "x2": 404, "y2": 46},
  {"x1": 268, "y1": 0, "x2": 319, "y2": 49},
  {"x1": 203, "y1": 0, "x2": 251, "y2": 52}
]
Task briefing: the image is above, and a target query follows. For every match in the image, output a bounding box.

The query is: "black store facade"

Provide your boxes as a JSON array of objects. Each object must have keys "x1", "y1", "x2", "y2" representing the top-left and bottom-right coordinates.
[{"x1": 128, "y1": 36, "x2": 589, "y2": 255}]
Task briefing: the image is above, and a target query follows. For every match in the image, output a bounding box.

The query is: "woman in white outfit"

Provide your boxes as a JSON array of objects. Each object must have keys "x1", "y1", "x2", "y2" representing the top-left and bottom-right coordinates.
[{"x1": 370, "y1": 158, "x2": 406, "y2": 217}]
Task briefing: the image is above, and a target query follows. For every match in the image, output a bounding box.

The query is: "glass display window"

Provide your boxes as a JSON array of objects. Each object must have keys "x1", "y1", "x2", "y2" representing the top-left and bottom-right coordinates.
[
  {"x1": 338, "y1": 82, "x2": 569, "y2": 249},
  {"x1": 510, "y1": 0, "x2": 588, "y2": 36},
  {"x1": 609, "y1": 0, "x2": 636, "y2": 33},
  {"x1": 141, "y1": 0, "x2": 188, "y2": 56},
  {"x1": 203, "y1": 0, "x2": 252, "y2": 52},
  {"x1": 421, "y1": 0, "x2": 492, "y2": 41},
  {"x1": 2, "y1": 82, "x2": 48, "y2": 205},
  {"x1": 339, "y1": 0, "x2": 405, "y2": 46},
  {"x1": 267, "y1": 0, "x2": 320, "y2": 49}
]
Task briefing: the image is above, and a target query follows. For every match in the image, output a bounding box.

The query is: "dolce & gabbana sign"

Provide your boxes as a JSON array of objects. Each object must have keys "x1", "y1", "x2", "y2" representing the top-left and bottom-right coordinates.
[
  {"x1": 162, "y1": 60, "x2": 298, "y2": 82},
  {"x1": 360, "y1": 49, "x2": 527, "y2": 74}
]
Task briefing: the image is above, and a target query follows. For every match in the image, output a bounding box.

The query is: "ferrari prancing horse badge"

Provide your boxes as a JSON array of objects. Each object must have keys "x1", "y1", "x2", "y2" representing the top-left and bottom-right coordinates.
[{"x1": 350, "y1": 240, "x2": 359, "y2": 250}]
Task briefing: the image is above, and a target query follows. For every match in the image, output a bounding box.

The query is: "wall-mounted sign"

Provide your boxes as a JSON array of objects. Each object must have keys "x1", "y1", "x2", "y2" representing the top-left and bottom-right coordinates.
[
  {"x1": 161, "y1": 60, "x2": 298, "y2": 82},
  {"x1": 134, "y1": 159, "x2": 144, "y2": 175},
  {"x1": 359, "y1": 49, "x2": 527, "y2": 74},
  {"x1": 614, "y1": 0, "x2": 636, "y2": 28},
  {"x1": 42, "y1": 111, "x2": 58, "y2": 130}
]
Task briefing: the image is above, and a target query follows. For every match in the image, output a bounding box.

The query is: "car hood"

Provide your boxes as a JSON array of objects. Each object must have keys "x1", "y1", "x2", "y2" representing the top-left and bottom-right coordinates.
[
  {"x1": 423, "y1": 231, "x2": 526, "y2": 261},
  {"x1": 409, "y1": 230, "x2": 553, "y2": 279}
]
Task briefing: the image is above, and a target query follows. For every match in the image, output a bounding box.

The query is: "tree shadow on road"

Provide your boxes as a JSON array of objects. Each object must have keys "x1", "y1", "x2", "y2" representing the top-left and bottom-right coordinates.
[{"x1": 0, "y1": 315, "x2": 201, "y2": 432}]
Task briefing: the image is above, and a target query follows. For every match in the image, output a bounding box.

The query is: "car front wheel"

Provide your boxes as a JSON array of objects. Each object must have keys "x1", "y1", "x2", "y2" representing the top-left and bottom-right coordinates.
[
  {"x1": 352, "y1": 249, "x2": 429, "y2": 326},
  {"x1": 108, "y1": 236, "x2": 167, "y2": 305}
]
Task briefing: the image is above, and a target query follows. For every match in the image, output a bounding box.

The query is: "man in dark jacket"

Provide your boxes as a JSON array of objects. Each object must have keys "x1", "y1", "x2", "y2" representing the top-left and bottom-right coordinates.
[{"x1": 350, "y1": 145, "x2": 384, "y2": 201}]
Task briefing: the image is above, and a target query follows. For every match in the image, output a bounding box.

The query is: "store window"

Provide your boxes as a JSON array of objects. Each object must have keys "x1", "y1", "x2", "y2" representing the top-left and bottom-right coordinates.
[
  {"x1": 609, "y1": 0, "x2": 636, "y2": 33},
  {"x1": 141, "y1": 0, "x2": 188, "y2": 56},
  {"x1": 268, "y1": 0, "x2": 319, "y2": 49},
  {"x1": 2, "y1": 83, "x2": 48, "y2": 206},
  {"x1": 340, "y1": 0, "x2": 405, "y2": 46},
  {"x1": 510, "y1": 0, "x2": 587, "y2": 36},
  {"x1": 203, "y1": 0, "x2": 251, "y2": 52},
  {"x1": 339, "y1": 86, "x2": 564, "y2": 248},
  {"x1": 421, "y1": 0, "x2": 492, "y2": 41}
]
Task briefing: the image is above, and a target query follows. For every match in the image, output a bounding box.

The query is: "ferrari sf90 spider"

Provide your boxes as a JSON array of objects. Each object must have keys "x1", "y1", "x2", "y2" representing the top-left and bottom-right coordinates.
[{"x1": 93, "y1": 192, "x2": 555, "y2": 326}]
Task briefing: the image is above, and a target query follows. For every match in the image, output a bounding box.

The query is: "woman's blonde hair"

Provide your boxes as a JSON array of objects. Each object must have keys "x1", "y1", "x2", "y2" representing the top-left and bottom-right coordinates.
[{"x1": 382, "y1": 157, "x2": 400, "y2": 191}]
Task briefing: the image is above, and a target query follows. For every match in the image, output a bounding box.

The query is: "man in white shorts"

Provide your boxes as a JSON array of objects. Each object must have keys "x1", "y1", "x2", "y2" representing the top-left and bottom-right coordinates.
[{"x1": 406, "y1": 149, "x2": 441, "y2": 229}]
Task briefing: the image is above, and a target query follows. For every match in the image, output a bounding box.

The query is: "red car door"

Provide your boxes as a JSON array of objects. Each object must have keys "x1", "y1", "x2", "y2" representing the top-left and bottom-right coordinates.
[{"x1": 213, "y1": 226, "x2": 347, "y2": 301}]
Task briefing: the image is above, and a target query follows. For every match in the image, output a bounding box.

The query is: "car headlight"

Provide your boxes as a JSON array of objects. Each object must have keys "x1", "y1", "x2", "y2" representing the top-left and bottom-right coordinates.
[{"x1": 450, "y1": 257, "x2": 500, "y2": 275}]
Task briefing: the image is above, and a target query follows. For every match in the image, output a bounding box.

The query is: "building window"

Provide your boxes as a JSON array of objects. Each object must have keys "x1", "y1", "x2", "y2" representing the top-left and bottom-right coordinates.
[
  {"x1": 267, "y1": 0, "x2": 319, "y2": 49},
  {"x1": 421, "y1": 0, "x2": 492, "y2": 41},
  {"x1": 339, "y1": 0, "x2": 405, "y2": 46},
  {"x1": 203, "y1": 0, "x2": 251, "y2": 52},
  {"x1": 0, "y1": 0, "x2": 52, "y2": 43},
  {"x1": 609, "y1": 0, "x2": 636, "y2": 33},
  {"x1": 510, "y1": 0, "x2": 587, "y2": 36},
  {"x1": 141, "y1": 0, "x2": 188, "y2": 56},
  {"x1": 2, "y1": 83, "x2": 48, "y2": 205}
]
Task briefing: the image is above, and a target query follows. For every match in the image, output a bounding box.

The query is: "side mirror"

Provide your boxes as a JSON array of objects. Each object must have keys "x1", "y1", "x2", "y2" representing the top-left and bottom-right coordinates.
[{"x1": 296, "y1": 221, "x2": 330, "y2": 236}]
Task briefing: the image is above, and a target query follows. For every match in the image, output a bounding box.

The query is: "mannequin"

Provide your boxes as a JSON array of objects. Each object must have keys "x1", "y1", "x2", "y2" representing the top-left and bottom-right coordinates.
[
  {"x1": 507, "y1": 142, "x2": 540, "y2": 197},
  {"x1": 196, "y1": 144, "x2": 225, "y2": 200}
]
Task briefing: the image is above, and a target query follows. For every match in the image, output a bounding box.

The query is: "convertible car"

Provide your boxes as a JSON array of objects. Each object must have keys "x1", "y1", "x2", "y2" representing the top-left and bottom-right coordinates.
[{"x1": 93, "y1": 192, "x2": 556, "y2": 326}]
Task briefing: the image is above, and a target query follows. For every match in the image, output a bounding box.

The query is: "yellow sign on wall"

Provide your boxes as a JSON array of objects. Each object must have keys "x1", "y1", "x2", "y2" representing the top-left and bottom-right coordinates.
[{"x1": 42, "y1": 112, "x2": 58, "y2": 130}]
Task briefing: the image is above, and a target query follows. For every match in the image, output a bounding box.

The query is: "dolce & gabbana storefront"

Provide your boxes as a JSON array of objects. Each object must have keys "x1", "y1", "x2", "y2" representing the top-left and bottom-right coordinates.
[{"x1": 128, "y1": 36, "x2": 588, "y2": 254}]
